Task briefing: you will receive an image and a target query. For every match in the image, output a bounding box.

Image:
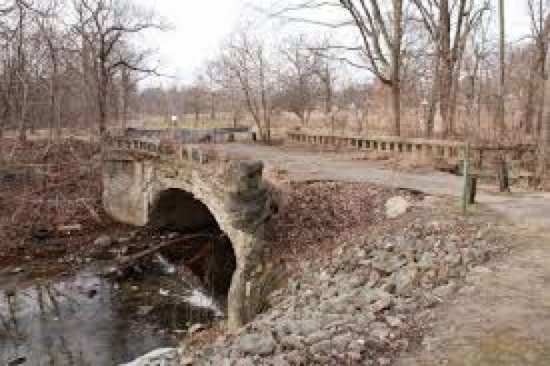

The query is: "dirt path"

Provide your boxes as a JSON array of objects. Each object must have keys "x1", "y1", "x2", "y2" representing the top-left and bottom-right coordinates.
[
  {"x1": 221, "y1": 143, "x2": 550, "y2": 365},
  {"x1": 396, "y1": 228, "x2": 550, "y2": 366},
  {"x1": 221, "y1": 144, "x2": 550, "y2": 230}
]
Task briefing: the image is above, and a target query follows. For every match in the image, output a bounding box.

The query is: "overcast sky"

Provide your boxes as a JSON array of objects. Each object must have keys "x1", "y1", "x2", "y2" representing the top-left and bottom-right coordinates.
[{"x1": 140, "y1": 1, "x2": 533, "y2": 87}]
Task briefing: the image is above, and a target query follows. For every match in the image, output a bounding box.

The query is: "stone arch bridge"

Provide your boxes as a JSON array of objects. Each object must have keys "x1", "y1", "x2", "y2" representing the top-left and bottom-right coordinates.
[{"x1": 101, "y1": 136, "x2": 272, "y2": 330}]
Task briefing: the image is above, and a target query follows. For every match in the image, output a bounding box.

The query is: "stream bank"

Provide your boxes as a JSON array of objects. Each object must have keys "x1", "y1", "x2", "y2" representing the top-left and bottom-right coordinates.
[{"x1": 158, "y1": 195, "x2": 512, "y2": 365}]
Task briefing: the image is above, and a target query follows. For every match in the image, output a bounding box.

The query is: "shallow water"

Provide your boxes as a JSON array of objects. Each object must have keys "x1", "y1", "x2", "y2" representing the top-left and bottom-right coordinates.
[{"x1": 0, "y1": 271, "x2": 221, "y2": 365}]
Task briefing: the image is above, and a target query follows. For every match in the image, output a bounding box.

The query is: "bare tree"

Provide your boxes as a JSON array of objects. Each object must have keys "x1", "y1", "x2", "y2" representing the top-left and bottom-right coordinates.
[
  {"x1": 217, "y1": 30, "x2": 277, "y2": 142},
  {"x1": 338, "y1": 0, "x2": 405, "y2": 136},
  {"x1": 72, "y1": 0, "x2": 162, "y2": 135},
  {"x1": 496, "y1": 0, "x2": 506, "y2": 135},
  {"x1": 185, "y1": 75, "x2": 209, "y2": 123},
  {"x1": 525, "y1": 0, "x2": 550, "y2": 178},
  {"x1": 276, "y1": 35, "x2": 322, "y2": 125},
  {"x1": 35, "y1": 0, "x2": 66, "y2": 139},
  {"x1": 273, "y1": 0, "x2": 405, "y2": 135},
  {"x1": 203, "y1": 63, "x2": 221, "y2": 120},
  {"x1": 0, "y1": 0, "x2": 32, "y2": 141},
  {"x1": 412, "y1": 0, "x2": 488, "y2": 137}
]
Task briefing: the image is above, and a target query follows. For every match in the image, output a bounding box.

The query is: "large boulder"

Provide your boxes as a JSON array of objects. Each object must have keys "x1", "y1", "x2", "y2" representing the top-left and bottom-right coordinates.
[{"x1": 385, "y1": 196, "x2": 410, "y2": 219}]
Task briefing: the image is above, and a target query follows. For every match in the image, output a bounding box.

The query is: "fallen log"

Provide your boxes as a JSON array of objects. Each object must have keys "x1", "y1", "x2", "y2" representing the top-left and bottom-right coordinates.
[{"x1": 107, "y1": 232, "x2": 225, "y2": 289}]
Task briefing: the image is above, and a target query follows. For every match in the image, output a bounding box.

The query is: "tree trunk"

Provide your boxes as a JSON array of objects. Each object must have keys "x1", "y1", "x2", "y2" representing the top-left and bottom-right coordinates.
[
  {"x1": 390, "y1": 0, "x2": 403, "y2": 137},
  {"x1": 438, "y1": 0, "x2": 453, "y2": 137},
  {"x1": 425, "y1": 58, "x2": 440, "y2": 137},
  {"x1": 390, "y1": 82, "x2": 401, "y2": 136},
  {"x1": 538, "y1": 76, "x2": 549, "y2": 179},
  {"x1": 121, "y1": 68, "x2": 130, "y2": 131},
  {"x1": 523, "y1": 59, "x2": 537, "y2": 135},
  {"x1": 496, "y1": 0, "x2": 506, "y2": 136},
  {"x1": 98, "y1": 66, "x2": 109, "y2": 136},
  {"x1": 536, "y1": 49, "x2": 547, "y2": 136},
  {"x1": 210, "y1": 92, "x2": 216, "y2": 120},
  {"x1": 323, "y1": 66, "x2": 333, "y2": 115}
]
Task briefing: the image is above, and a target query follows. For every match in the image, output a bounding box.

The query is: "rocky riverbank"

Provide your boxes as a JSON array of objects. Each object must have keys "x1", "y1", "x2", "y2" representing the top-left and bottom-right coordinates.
[{"x1": 131, "y1": 194, "x2": 510, "y2": 366}]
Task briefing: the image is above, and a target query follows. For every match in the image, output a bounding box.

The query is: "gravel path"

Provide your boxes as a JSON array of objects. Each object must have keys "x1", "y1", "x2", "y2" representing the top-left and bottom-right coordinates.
[{"x1": 396, "y1": 228, "x2": 550, "y2": 366}]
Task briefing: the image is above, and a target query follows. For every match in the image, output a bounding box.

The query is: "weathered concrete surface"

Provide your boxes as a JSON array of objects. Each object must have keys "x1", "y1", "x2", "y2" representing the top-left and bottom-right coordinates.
[{"x1": 102, "y1": 142, "x2": 272, "y2": 330}]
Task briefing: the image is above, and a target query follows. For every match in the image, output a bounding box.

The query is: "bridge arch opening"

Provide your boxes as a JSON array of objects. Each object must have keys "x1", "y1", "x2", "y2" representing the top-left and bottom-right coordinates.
[{"x1": 148, "y1": 188, "x2": 237, "y2": 299}]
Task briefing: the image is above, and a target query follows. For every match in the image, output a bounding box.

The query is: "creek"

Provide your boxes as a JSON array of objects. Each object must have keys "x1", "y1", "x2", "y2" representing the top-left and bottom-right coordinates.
[{"x1": 0, "y1": 267, "x2": 222, "y2": 365}]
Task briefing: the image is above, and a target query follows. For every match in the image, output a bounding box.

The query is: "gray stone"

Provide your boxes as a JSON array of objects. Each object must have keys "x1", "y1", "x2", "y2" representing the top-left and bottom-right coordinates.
[
  {"x1": 370, "y1": 322, "x2": 391, "y2": 344},
  {"x1": 235, "y1": 333, "x2": 276, "y2": 356},
  {"x1": 309, "y1": 340, "x2": 332, "y2": 355},
  {"x1": 348, "y1": 339, "x2": 367, "y2": 354},
  {"x1": 94, "y1": 235, "x2": 112, "y2": 247},
  {"x1": 364, "y1": 289, "x2": 393, "y2": 305},
  {"x1": 385, "y1": 196, "x2": 410, "y2": 219},
  {"x1": 331, "y1": 333, "x2": 353, "y2": 352},
  {"x1": 283, "y1": 351, "x2": 307, "y2": 365},
  {"x1": 393, "y1": 267, "x2": 418, "y2": 295},
  {"x1": 433, "y1": 281, "x2": 458, "y2": 299},
  {"x1": 418, "y1": 252, "x2": 437, "y2": 269},
  {"x1": 234, "y1": 358, "x2": 255, "y2": 366},
  {"x1": 444, "y1": 253, "x2": 462, "y2": 267},
  {"x1": 285, "y1": 319, "x2": 323, "y2": 336},
  {"x1": 346, "y1": 276, "x2": 366, "y2": 289},
  {"x1": 371, "y1": 296, "x2": 393, "y2": 313},
  {"x1": 347, "y1": 351, "x2": 363, "y2": 362},
  {"x1": 385, "y1": 315, "x2": 403, "y2": 328},
  {"x1": 371, "y1": 252, "x2": 406, "y2": 274},
  {"x1": 281, "y1": 334, "x2": 304, "y2": 350},
  {"x1": 305, "y1": 330, "x2": 331, "y2": 345}
]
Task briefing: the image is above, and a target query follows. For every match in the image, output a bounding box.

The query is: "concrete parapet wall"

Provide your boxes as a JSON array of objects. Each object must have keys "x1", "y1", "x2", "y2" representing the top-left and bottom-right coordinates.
[{"x1": 287, "y1": 131, "x2": 536, "y2": 167}]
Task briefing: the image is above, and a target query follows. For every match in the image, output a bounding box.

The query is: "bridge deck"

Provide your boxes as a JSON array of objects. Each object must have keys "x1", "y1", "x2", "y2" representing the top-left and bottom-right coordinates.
[{"x1": 218, "y1": 143, "x2": 550, "y2": 231}]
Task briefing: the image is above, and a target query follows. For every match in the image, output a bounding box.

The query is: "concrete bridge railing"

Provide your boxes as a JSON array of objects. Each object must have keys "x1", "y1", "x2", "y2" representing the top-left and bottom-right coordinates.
[
  {"x1": 101, "y1": 136, "x2": 273, "y2": 330},
  {"x1": 288, "y1": 131, "x2": 536, "y2": 169},
  {"x1": 104, "y1": 136, "x2": 215, "y2": 164}
]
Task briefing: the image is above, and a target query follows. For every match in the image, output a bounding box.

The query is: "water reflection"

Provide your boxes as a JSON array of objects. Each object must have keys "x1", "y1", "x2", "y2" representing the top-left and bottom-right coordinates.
[{"x1": 0, "y1": 272, "x2": 219, "y2": 365}]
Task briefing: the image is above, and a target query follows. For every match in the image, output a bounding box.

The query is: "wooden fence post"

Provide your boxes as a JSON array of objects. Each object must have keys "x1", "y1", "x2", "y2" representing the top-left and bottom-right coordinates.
[
  {"x1": 462, "y1": 143, "x2": 471, "y2": 214},
  {"x1": 497, "y1": 156, "x2": 510, "y2": 193}
]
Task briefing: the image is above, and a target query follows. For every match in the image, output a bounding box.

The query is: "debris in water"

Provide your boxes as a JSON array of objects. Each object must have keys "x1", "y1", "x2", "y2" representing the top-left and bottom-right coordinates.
[
  {"x1": 189, "y1": 323, "x2": 205, "y2": 335},
  {"x1": 185, "y1": 288, "x2": 224, "y2": 317},
  {"x1": 138, "y1": 305, "x2": 154, "y2": 316},
  {"x1": 120, "y1": 348, "x2": 181, "y2": 366},
  {"x1": 8, "y1": 356, "x2": 27, "y2": 366},
  {"x1": 154, "y1": 254, "x2": 176, "y2": 275},
  {"x1": 31, "y1": 227, "x2": 52, "y2": 241}
]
